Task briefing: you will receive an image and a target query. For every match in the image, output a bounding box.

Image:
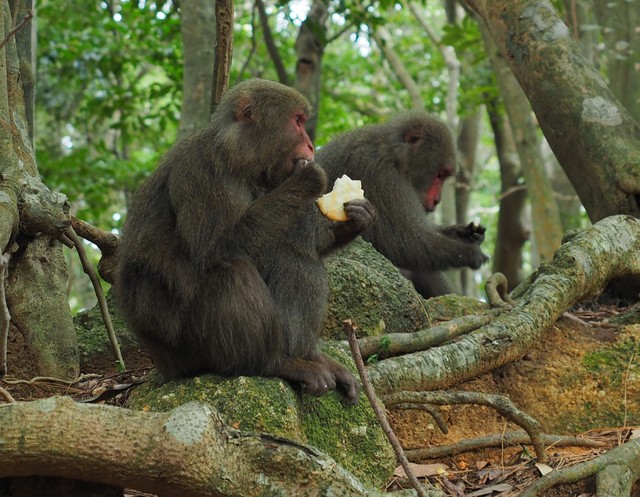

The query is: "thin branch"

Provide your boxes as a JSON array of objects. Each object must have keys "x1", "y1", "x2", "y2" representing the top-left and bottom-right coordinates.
[
  {"x1": 392, "y1": 403, "x2": 449, "y2": 434},
  {"x1": 66, "y1": 227, "x2": 125, "y2": 372},
  {"x1": 345, "y1": 320, "x2": 432, "y2": 497},
  {"x1": 403, "y1": 432, "x2": 605, "y2": 461},
  {"x1": 0, "y1": 253, "x2": 10, "y2": 379},
  {"x1": 0, "y1": 385, "x2": 14, "y2": 403},
  {"x1": 382, "y1": 390, "x2": 547, "y2": 462},
  {"x1": 357, "y1": 311, "x2": 500, "y2": 359},
  {"x1": 408, "y1": 3, "x2": 460, "y2": 129},
  {"x1": 370, "y1": 26, "x2": 424, "y2": 110},
  {"x1": 2, "y1": 374, "x2": 101, "y2": 386},
  {"x1": 211, "y1": 0, "x2": 234, "y2": 110},
  {"x1": 255, "y1": 0, "x2": 290, "y2": 86},
  {"x1": 237, "y1": 4, "x2": 258, "y2": 82},
  {"x1": 0, "y1": 10, "x2": 32, "y2": 50}
]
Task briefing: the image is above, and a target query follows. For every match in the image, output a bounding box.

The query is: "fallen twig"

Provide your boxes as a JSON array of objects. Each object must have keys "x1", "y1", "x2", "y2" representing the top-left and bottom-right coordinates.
[{"x1": 345, "y1": 319, "x2": 441, "y2": 497}]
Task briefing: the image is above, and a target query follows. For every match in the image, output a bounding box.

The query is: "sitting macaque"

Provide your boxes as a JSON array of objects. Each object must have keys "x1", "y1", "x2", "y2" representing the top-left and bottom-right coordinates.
[
  {"x1": 316, "y1": 112, "x2": 488, "y2": 298},
  {"x1": 115, "y1": 79, "x2": 376, "y2": 404}
]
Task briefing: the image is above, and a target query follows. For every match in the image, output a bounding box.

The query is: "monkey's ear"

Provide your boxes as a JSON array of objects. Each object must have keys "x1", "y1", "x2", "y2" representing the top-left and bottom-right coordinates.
[
  {"x1": 235, "y1": 95, "x2": 255, "y2": 123},
  {"x1": 403, "y1": 128, "x2": 423, "y2": 146}
]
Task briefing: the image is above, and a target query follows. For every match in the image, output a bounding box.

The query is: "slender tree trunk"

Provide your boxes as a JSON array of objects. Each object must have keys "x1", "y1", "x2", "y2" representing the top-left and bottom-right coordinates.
[
  {"x1": 455, "y1": 109, "x2": 483, "y2": 294},
  {"x1": 487, "y1": 98, "x2": 528, "y2": 290},
  {"x1": 478, "y1": 17, "x2": 563, "y2": 265},
  {"x1": 294, "y1": 0, "x2": 328, "y2": 143},
  {"x1": 593, "y1": 0, "x2": 640, "y2": 122},
  {"x1": 178, "y1": 0, "x2": 215, "y2": 137}
]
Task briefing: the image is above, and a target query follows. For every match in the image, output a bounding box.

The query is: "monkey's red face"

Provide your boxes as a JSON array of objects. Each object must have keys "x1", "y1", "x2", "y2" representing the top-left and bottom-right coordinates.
[
  {"x1": 288, "y1": 112, "x2": 315, "y2": 173},
  {"x1": 421, "y1": 165, "x2": 454, "y2": 212}
]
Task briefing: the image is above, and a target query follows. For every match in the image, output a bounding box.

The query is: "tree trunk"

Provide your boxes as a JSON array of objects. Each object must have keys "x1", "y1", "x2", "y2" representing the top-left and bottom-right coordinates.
[
  {"x1": 455, "y1": 109, "x2": 483, "y2": 294},
  {"x1": 294, "y1": 0, "x2": 328, "y2": 143},
  {"x1": 178, "y1": 0, "x2": 215, "y2": 138},
  {"x1": 0, "y1": 397, "x2": 441, "y2": 497},
  {"x1": 0, "y1": 0, "x2": 78, "y2": 380},
  {"x1": 479, "y1": 17, "x2": 563, "y2": 265},
  {"x1": 593, "y1": 0, "x2": 640, "y2": 122},
  {"x1": 486, "y1": 98, "x2": 528, "y2": 290},
  {"x1": 469, "y1": 0, "x2": 640, "y2": 222}
]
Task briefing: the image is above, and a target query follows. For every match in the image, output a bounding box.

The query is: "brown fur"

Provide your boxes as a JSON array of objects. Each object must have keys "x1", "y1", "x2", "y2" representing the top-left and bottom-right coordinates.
[
  {"x1": 116, "y1": 79, "x2": 375, "y2": 403},
  {"x1": 317, "y1": 112, "x2": 487, "y2": 298}
]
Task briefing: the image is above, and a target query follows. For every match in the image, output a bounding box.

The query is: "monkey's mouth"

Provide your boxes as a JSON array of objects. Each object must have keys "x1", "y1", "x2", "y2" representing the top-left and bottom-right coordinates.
[{"x1": 294, "y1": 158, "x2": 311, "y2": 169}]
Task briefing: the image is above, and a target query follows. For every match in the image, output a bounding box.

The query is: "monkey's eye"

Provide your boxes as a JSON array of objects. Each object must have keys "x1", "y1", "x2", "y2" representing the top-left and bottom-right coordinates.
[{"x1": 295, "y1": 114, "x2": 306, "y2": 127}]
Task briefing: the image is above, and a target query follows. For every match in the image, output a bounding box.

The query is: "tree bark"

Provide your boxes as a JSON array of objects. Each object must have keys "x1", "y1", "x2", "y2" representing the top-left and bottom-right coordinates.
[
  {"x1": 368, "y1": 215, "x2": 640, "y2": 396},
  {"x1": 487, "y1": 98, "x2": 528, "y2": 290},
  {"x1": 256, "y1": 0, "x2": 289, "y2": 86},
  {"x1": 211, "y1": 0, "x2": 234, "y2": 110},
  {"x1": 0, "y1": 0, "x2": 78, "y2": 379},
  {"x1": 0, "y1": 396, "x2": 417, "y2": 497},
  {"x1": 178, "y1": 0, "x2": 215, "y2": 138},
  {"x1": 468, "y1": 0, "x2": 640, "y2": 222},
  {"x1": 593, "y1": 0, "x2": 640, "y2": 122},
  {"x1": 478, "y1": 16, "x2": 563, "y2": 265},
  {"x1": 294, "y1": 0, "x2": 328, "y2": 143}
]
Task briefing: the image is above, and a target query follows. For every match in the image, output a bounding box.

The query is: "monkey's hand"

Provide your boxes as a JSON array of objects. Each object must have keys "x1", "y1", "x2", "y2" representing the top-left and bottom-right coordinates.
[
  {"x1": 343, "y1": 199, "x2": 377, "y2": 231},
  {"x1": 458, "y1": 222, "x2": 486, "y2": 243},
  {"x1": 441, "y1": 223, "x2": 489, "y2": 269},
  {"x1": 441, "y1": 222, "x2": 486, "y2": 243},
  {"x1": 291, "y1": 160, "x2": 328, "y2": 198},
  {"x1": 332, "y1": 199, "x2": 377, "y2": 245},
  {"x1": 466, "y1": 248, "x2": 490, "y2": 269}
]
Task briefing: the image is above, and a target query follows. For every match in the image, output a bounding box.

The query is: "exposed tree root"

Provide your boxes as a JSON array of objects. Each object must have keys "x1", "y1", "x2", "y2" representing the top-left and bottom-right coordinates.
[
  {"x1": 520, "y1": 438, "x2": 640, "y2": 497},
  {"x1": 403, "y1": 432, "x2": 606, "y2": 461},
  {"x1": 383, "y1": 390, "x2": 547, "y2": 462}
]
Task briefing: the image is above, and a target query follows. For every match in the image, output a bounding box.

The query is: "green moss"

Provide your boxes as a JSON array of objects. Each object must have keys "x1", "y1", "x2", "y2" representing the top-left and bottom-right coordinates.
[
  {"x1": 550, "y1": 329, "x2": 640, "y2": 432},
  {"x1": 296, "y1": 343, "x2": 396, "y2": 488},
  {"x1": 421, "y1": 295, "x2": 489, "y2": 322},
  {"x1": 582, "y1": 336, "x2": 639, "y2": 388},
  {"x1": 73, "y1": 290, "x2": 141, "y2": 370},
  {"x1": 324, "y1": 239, "x2": 431, "y2": 340},
  {"x1": 128, "y1": 374, "x2": 303, "y2": 440},
  {"x1": 610, "y1": 307, "x2": 640, "y2": 325},
  {"x1": 128, "y1": 344, "x2": 395, "y2": 489}
]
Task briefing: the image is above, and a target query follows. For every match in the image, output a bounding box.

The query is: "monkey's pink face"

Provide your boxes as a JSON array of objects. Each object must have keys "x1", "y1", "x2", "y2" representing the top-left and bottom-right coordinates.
[
  {"x1": 288, "y1": 112, "x2": 315, "y2": 172},
  {"x1": 421, "y1": 164, "x2": 454, "y2": 212}
]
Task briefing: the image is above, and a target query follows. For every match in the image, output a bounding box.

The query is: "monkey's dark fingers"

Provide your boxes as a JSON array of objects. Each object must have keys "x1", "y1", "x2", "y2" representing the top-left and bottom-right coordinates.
[
  {"x1": 335, "y1": 374, "x2": 361, "y2": 405},
  {"x1": 458, "y1": 222, "x2": 486, "y2": 242},
  {"x1": 318, "y1": 354, "x2": 361, "y2": 405},
  {"x1": 343, "y1": 200, "x2": 377, "y2": 227},
  {"x1": 302, "y1": 373, "x2": 337, "y2": 397},
  {"x1": 278, "y1": 358, "x2": 337, "y2": 397}
]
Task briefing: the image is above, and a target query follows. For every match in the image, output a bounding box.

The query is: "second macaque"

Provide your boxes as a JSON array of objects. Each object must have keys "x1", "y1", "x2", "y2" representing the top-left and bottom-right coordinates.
[{"x1": 316, "y1": 112, "x2": 488, "y2": 298}]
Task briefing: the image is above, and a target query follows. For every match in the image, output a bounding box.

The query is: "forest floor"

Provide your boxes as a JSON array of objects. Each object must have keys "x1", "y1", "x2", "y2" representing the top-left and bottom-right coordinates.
[{"x1": 1, "y1": 299, "x2": 639, "y2": 497}]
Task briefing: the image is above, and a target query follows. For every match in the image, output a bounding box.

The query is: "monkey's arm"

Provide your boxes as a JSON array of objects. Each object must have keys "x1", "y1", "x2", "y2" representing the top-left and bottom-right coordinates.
[
  {"x1": 168, "y1": 161, "x2": 326, "y2": 265},
  {"x1": 365, "y1": 176, "x2": 488, "y2": 271}
]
